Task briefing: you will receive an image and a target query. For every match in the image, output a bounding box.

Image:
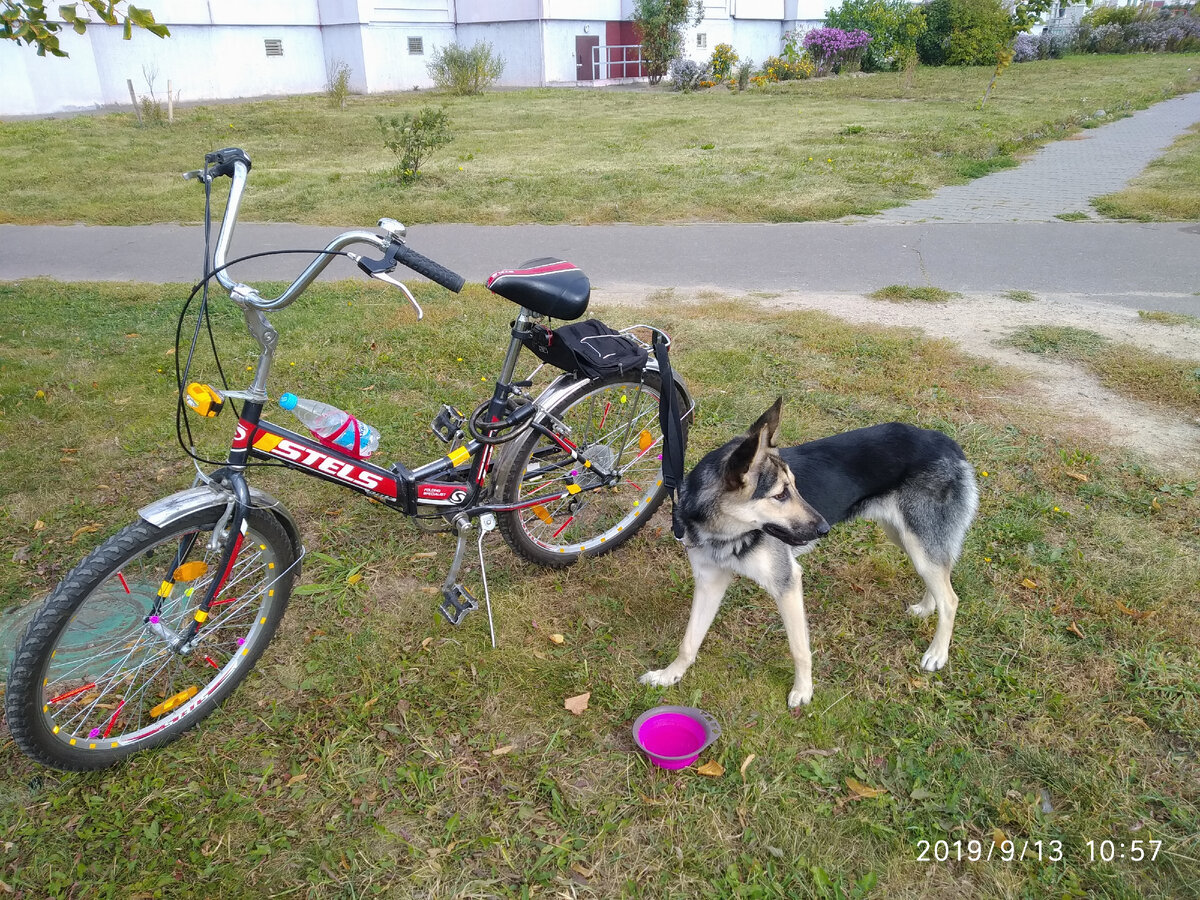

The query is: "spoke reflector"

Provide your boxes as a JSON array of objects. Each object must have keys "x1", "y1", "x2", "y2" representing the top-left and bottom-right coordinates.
[
  {"x1": 638, "y1": 430, "x2": 654, "y2": 452},
  {"x1": 532, "y1": 505, "x2": 554, "y2": 524},
  {"x1": 150, "y1": 685, "x2": 199, "y2": 719},
  {"x1": 173, "y1": 561, "x2": 209, "y2": 582}
]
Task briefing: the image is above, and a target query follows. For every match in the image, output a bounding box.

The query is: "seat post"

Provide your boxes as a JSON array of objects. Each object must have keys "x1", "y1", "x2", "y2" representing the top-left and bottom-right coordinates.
[{"x1": 498, "y1": 309, "x2": 536, "y2": 386}]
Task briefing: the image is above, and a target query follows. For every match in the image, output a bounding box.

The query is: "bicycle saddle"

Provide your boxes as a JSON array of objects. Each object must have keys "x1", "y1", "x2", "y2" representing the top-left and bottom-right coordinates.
[{"x1": 486, "y1": 258, "x2": 590, "y2": 320}]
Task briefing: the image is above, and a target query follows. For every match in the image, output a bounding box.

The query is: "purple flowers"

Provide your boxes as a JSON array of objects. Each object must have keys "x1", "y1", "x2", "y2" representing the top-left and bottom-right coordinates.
[{"x1": 801, "y1": 27, "x2": 873, "y2": 75}]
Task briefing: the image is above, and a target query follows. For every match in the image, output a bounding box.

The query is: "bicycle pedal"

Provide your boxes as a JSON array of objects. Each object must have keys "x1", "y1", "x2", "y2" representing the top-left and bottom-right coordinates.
[
  {"x1": 431, "y1": 405, "x2": 465, "y2": 444},
  {"x1": 438, "y1": 584, "x2": 478, "y2": 626}
]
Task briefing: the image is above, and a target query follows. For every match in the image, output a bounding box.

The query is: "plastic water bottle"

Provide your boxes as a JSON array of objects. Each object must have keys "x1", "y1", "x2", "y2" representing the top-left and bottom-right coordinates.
[{"x1": 278, "y1": 393, "x2": 379, "y2": 458}]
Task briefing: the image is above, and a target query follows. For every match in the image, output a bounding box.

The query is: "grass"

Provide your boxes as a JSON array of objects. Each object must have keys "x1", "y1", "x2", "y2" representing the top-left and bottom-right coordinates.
[
  {"x1": 1005, "y1": 325, "x2": 1200, "y2": 415},
  {"x1": 869, "y1": 285, "x2": 961, "y2": 303},
  {"x1": 0, "y1": 55, "x2": 1197, "y2": 226},
  {"x1": 1003, "y1": 290, "x2": 1038, "y2": 303},
  {"x1": 1139, "y1": 310, "x2": 1199, "y2": 327},
  {"x1": 1094, "y1": 122, "x2": 1200, "y2": 221},
  {"x1": 1, "y1": 280, "x2": 1198, "y2": 898},
  {"x1": 1054, "y1": 211, "x2": 1090, "y2": 221}
]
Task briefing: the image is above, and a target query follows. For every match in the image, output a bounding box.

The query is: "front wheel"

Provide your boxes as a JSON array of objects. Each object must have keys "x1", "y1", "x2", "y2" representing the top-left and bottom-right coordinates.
[
  {"x1": 498, "y1": 370, "x2": 686, "y2": 567},
  {"x1": 6, "y1": 507, "x2": 297, "y2": 771}
]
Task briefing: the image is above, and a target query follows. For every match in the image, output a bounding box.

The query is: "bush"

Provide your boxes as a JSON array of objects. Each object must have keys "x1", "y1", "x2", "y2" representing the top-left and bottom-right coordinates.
[
  {"x1": 760, "y1": 54, "x2": 816, "y2": 81},
  {"x1": 736, "y1": 59, "x2": 754, "y2": 90},
  {"x1": 709, "y1": 42, "x2": 738, "y2": 80},
  {"x1": 802, "y1": 26, "x2": 873, "y2": 74},
  {"x1": 377, "y1": 106, "x2": 452, "y2": 183},
  {"x1": 668, "y1": 58, "x2": 708, "y2": 91},
  {"x1": 1081, "y1": 3, "x2": 1139, "y2": 28},
  {"x1": 822, "y1": 0, "x2": 928, "y2": 71},
  {"x1": 325, "y1": 59, "x2": 352, "y2": 109},
  {"x1": 427, "y1": 41, "x2": 505, "y2": 95},
  {"x1": 917, "y1": 0, "x2": 1011, "y2": 66}
]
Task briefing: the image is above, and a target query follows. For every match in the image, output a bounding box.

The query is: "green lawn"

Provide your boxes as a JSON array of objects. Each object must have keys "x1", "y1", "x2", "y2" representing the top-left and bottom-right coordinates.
[
  {"x1": 0, "y1": 54, "x2": 1197, "y2": 226},
  {"x1": 1, "y1": 280, "x2": 1197, "y2": 898},
  {"x1": 1094, "y1": 122, "x2": 1200, "y2": 221}
]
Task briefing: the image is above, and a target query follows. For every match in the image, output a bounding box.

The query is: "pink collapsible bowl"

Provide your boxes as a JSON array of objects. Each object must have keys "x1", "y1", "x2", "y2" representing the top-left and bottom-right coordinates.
[{"x1": 632, "y1": 705, "x2": 722, "y2": 770}]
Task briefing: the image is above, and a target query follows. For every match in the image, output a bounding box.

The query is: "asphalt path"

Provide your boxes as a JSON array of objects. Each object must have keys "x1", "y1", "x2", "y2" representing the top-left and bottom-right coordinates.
[{"x1": 1, "y1": 220, "x2": 1198, "y2": 315}]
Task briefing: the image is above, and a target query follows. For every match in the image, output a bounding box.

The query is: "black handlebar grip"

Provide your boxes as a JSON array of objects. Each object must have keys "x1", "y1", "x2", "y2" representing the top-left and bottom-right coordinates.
[
  {"x1": 204, "y1": 147, "x2": 252, "y2": 179},
  {"x1": 393, "y1": 243, "x2": 466, "y2": 293}
]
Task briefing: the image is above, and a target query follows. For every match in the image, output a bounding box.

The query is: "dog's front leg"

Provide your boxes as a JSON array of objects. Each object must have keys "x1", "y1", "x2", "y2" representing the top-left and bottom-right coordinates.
[
  {"x1": 771, "y1": 559, "x2": 814, "y2": 708},
  {"x1": 640, "y1": 552, "x2": 735, "y2": 689}
]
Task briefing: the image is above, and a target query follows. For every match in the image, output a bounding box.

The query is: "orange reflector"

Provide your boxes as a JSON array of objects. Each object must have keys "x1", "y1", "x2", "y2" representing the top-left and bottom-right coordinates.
[
  {"x1": 638, "y1": 430, "x2": 654, "y2": 452},
  {"x1": 532, "y1": 505, "x2": 554, "y2": 524},
  {"x1": 149, "y1": 685, "x2": 198, "y2": 718},
  {"x1": 173, "y1": 561, "x2": 209, "y2": 582}
]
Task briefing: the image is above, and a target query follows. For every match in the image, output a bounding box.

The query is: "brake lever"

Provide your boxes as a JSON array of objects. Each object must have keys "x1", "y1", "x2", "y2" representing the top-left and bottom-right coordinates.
[{"x1": 346, "y1": 251, "x2": 424, "y2": 320}]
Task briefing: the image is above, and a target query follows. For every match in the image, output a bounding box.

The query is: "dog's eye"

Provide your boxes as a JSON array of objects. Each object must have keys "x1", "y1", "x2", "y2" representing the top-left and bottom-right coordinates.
[{"x1": 773, "y1": 487, "x2": 790, "y2": 502}]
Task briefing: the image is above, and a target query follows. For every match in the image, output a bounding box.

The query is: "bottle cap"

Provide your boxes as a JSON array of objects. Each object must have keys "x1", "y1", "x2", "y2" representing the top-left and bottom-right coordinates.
[{"x1": 279, "y1": 392, "x2": 298, "y2": 410}]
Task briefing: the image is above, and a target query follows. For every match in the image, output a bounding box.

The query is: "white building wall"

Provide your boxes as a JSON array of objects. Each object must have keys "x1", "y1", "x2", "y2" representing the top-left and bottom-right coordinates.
[
  {"x1": 360, "y1": 22, "x2": 456, "y2": 90},
  {"x1": 457, "y1": 21, "x2": 545, "y2": 87}
]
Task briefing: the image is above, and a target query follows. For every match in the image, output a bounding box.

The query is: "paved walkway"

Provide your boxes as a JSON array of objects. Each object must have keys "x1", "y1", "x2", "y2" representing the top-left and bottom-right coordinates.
[{"x1": 873, "y1": 90, "x2": 1200, "y2": 223}]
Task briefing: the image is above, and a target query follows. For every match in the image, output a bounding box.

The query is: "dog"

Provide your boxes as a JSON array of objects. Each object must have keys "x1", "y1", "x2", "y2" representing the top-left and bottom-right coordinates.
[{"x1": 640, "y1": 398, "x2": 978, "y2": 708}]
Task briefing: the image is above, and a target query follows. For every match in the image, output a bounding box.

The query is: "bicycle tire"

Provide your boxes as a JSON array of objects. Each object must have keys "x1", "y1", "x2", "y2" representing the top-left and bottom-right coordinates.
[
  {"x1": 6, "y1": 507, "x2": 296, "y2": 771},
  {"x1": 497, "y1": 370, "x2": 686, "y2": 567}
]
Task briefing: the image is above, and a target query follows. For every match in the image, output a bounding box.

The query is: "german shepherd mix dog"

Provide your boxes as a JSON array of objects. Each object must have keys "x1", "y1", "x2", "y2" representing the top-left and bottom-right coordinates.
[{"x1": 641, "y1": 398, "x2": 978, "y2": 708}]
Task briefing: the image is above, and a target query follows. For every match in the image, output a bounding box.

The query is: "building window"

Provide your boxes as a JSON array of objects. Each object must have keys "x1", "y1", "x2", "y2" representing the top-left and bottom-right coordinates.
[
  {"x1": 408, "y1": 36, "x2": 424, "y2": 55},
  {"x1": 696, "y1": 33, "x2": 707, "y2": 49},
  {"x1": 264, "y1": 39, "x2": 283, "y2": 57}
]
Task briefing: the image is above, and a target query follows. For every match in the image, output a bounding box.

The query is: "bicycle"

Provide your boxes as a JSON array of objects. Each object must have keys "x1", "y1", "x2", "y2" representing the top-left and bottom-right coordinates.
[{"x1": 5, "y1": 148, "x2": 693, "y2": 772}]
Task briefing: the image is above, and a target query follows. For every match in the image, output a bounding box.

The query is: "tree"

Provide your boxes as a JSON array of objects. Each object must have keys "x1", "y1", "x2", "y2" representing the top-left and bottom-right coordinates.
[
  {"x1": 1, "y1": 1, "x2": 168, "y2": 57},
  {"x1": 979, "y1": 0, "x2": 1091, "y2": 106},
  {"x1": 631, "y1": 0, "x2": 704, "y2": 86}
]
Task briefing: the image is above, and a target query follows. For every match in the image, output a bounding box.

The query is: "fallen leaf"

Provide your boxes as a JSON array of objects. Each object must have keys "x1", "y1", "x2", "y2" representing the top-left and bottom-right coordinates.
[
  {"x1": 419, "y1": 586, "x2": 438, "y2": 595},
  {"x1": 362, "y1": 696, "x2": 378, "y2": 711},
  {"x1": 411, "y1": 551, "x2": 436, "y2": 560},
  {"x1": 125, "y1": 333, "x2": 140, "y2": 338},
  {"x1": 739, "y1": 753, "x2": 756, "y2": 781},
  {"x1": 992, "y1": 827, "x2": 1009, "y2": 846},
  {"x1": 1151, "y1": 497, "x2": 1162, "y2": 512},
  {"x1": 1064, "y1": 471, "x2": 1088, "y2": 482},
  {"x1": 845, "y1": 777, "x2": 887, "y2": 800},
  {"x1": 69, "y1": 523, "x2": 101, "y2": 542},
  {"x1": 549, "y1": 633, "x2": 565, "y2": 645},
  {"x1": 638, "y1": 793, "x2": 662, "y2": 805},
  {"x1": 697, "y1": 760, "x2": 724, "y2": 777},
  {"x1": 570, "y1": 862, "x2": 594, "y2": 878},
  {"x1": 1115, "y1": 600, "x2": 1156, "y2": 621},
  {"x1": 420, "y1": 637, "x2": 434, "y2": 650},
  {"x1": 797, "y1": 747, "x2": 840, "y2": 759},
  {"x1": 286, "y1": 773, "x2": 308, "y2": 786},
  {"x1": 34, "y1": 520, "x2": 45, "y2": 532},
  {"x1": 491, "y1": 744, "x2": 515, "y2": 756},
  {"x1": 1067, "y1": 621, "x2": 1085, "y2": 639},
  {"x1": 564, "y1": 692, "x2": 590, "y2": 715},
  {"x1": 1021, "y1": 578, "x2": 1038, "y2": 590},
  {"x1": 165, "y1": 347, "x2": 175, "y2": 355}
]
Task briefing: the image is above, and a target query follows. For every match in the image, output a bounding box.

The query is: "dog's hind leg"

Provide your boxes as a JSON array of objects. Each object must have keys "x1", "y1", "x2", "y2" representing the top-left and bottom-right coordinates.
[
  {"x1": 878, "y1": 520, "x2": 938, "y2": 619},
  {"x1": 887, "y1": 525, "x2": 959, "y2": 672},
  {"x1": 640, "y1": 552, "x2": 735, "y2": 689}
]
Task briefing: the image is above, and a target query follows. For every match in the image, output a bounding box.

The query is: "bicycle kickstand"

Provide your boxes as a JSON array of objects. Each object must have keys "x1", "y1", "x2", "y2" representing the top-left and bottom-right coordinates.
[{"x1": 438, "y1": 514, "x2": 499, "y2": 648}]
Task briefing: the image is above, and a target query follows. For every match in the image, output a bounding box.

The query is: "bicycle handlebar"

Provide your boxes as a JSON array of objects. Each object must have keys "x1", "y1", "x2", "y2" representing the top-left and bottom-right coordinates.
[{"x1": 200, "y1": 147, "x2": 464, "y2": 310}]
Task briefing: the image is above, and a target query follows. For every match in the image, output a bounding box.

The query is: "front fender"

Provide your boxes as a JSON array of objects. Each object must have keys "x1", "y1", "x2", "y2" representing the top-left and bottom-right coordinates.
[{"x1": 139, "y1": 484, "x2": 304, "y2": 570}]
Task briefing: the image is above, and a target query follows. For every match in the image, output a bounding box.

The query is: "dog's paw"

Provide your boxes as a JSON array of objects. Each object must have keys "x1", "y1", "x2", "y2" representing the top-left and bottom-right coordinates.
[
  {"x1": 908, "y1": 596, "x2": 936, "y2": 618},
  {"x1": 787, "y1": 683, "x2": 813, "y2": 708},
  {"x1": 920, "y1": 644, "x2": 950, "y2": 672},
  {"x1": 639, "y1": 667, "x2": 684, "y2": 688}
]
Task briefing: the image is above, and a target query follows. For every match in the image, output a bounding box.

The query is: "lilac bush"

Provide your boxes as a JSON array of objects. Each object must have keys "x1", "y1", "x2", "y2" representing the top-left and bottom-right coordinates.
[{"x1": 801, "y1": 27, "x2": 873, "y2": 75}]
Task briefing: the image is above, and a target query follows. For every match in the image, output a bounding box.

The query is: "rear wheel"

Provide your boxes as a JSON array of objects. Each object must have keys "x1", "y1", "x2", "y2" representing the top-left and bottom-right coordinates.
[
  {"x1": 5, "y1": 507, "x2": 296, "y2": 771},
  {"x1": 498, "y1": 370, "x2": 685, "y2": 567}
]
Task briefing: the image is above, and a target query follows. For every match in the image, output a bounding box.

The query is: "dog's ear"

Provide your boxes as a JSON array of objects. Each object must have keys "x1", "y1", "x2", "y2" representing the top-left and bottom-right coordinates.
[
  {"x1": 747, "y1": 397, "x2": 783, "y2": 448},
  {"x1": 724, "y1": 398, "x2": 783, "y2": 489}
]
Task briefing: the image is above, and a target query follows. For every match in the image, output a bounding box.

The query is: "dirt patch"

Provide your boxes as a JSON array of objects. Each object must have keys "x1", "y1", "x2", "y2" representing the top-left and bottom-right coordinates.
[{"x1": 596, "y1": 288, "x2": 1200, "y2": 475}]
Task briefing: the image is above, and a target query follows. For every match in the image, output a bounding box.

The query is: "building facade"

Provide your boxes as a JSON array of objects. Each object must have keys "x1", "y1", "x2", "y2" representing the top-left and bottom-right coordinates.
[{"x1": 2, "y1": 0, "x2": 830, "y2": 116}]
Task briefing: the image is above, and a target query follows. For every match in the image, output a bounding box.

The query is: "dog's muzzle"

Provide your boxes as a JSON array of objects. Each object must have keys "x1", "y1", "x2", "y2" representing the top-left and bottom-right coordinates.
[{"x1": 763, "y1": 517, "x2": 830, "y2": 547}]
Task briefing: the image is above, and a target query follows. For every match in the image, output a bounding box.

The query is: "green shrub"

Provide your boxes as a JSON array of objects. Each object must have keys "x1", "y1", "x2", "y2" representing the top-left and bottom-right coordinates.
[
  {"x1": 377, "y1": 106, "x2": 452, "y2": 183},
  {"x1": 917, "y1": 0, "x2": 1011, "y2": 66},
  {"x1": 823, "y1": 0, "x2": 928, "y2": 71},
  {"x1": 427, "y1": 41, "x2": 505, "y2": 95},
  {"x1": 325, "y1": 59, "x2": 352, "y2": 109},
  {"x1": 1081, "y1": 3, "x2": 1139, "y2": 27}
]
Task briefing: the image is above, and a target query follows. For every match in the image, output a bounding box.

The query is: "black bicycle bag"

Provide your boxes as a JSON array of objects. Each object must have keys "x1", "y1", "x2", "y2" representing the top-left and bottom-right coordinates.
[{"x1": 520, "y1": 319, "x2": 648, "y2": 379}]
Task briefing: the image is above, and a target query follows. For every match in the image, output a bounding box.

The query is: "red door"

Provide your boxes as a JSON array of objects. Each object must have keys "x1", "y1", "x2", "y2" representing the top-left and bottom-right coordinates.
[{"x1": 576, "y1": 35, "x2": 599, "y2": 80}]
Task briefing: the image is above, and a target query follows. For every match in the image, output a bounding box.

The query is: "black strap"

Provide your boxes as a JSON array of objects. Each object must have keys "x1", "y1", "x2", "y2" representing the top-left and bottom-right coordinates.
[{"x1": 653, "y1": 333, "x2": 687, "y2": 539}]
